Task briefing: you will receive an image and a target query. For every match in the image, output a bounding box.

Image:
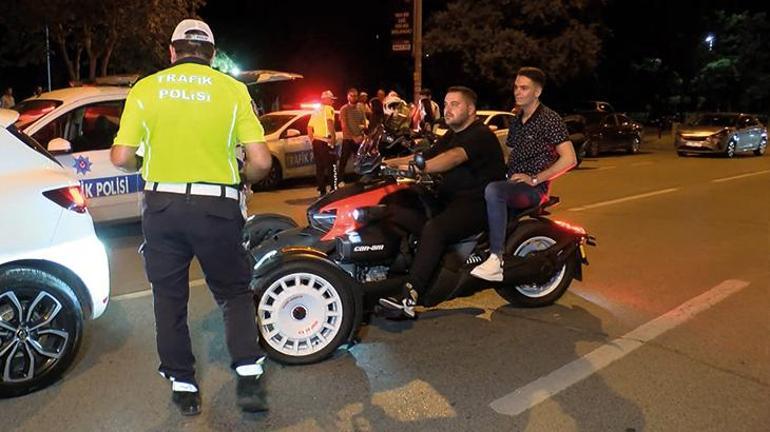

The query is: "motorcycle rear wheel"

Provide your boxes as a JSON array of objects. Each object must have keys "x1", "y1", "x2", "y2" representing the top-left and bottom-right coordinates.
[{"x1": 495, "y1": 222, "x2": 577, "y2": 307}]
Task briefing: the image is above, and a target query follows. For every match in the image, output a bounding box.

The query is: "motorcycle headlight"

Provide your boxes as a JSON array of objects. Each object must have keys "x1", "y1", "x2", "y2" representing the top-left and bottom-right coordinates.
[{"x1": 310, "y1": 210, "x2": 337, "y2": 232}]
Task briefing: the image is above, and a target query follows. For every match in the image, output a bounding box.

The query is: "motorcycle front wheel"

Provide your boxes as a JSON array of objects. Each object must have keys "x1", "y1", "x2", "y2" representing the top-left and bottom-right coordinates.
[{"x1": 255, "y1": 259, "x2": 357, "y2": 365}]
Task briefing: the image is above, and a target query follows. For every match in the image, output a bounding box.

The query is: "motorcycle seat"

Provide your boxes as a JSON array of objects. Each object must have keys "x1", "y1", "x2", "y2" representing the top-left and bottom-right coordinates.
[{"x1": 513, "y1": 196, "x2": 560, "y2": 219}]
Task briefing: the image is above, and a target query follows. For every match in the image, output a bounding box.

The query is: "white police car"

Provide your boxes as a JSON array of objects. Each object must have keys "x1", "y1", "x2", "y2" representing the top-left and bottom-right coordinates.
[
  {"x1": 14, "y1": 85, "x2": 137, "y2": 223},
  {"x1": 0, "y1": 109, "x2": 110, "y2": 397},
  {"x1": 254, "y1": 109, "x2": 345, "y2": 190}
]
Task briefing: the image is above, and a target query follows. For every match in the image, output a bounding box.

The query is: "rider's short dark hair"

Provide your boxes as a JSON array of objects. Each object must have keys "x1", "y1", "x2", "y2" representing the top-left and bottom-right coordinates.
[
  {"x1": 171, "y1": 30, "x2": 215, "y2": 61},
  {"x1": 446, "y1": 86, "x2": 477, "y2": 107},
  {"x1": 517, "y1": 67, "x2": 546, "y2": 88}
]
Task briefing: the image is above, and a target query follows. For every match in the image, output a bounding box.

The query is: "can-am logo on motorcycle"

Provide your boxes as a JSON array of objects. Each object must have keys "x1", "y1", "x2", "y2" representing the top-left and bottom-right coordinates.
[{"x1": 353, "y1": 244, "x2": 385, "y2": 252}]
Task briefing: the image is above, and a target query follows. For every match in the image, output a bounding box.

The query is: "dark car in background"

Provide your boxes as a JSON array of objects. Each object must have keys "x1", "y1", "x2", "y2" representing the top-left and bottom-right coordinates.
[
  {"x1": 676, "y1": 113, "x2": 767, "y2": 158},
  {"x1": 564, "y1": 113, "x2": 643, "y2": 158}
]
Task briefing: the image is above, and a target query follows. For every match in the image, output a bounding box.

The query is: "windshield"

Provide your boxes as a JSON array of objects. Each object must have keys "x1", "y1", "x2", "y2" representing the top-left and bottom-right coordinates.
[
  {"x1": 13, "y1": 99, "x2": 63, "y2": 129},
  {"x1": 476, "y1": 114, "x2": 489, "y2": 124},
  {"x1": 691, "y1": 114, "x2": 737, "y2": 127},
  {"x1": 6, "y1": 125, "x2": 61, "y2": 166},
  {"x1": 259, "y1": 114, "x2": 296, "y2": 135}
]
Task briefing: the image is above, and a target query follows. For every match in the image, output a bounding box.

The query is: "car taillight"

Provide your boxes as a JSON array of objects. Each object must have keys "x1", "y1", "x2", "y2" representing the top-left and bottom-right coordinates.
[{"x1": 43, "y1": 186, "x2": 87, "y2": 213}]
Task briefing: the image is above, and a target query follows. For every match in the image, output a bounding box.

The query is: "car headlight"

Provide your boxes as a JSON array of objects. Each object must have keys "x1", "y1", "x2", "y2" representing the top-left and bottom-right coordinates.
[
  {"x1": 310, "y1": 210, "x2": 336, "y2": 232},
  {"x1": 708, "y1": 130, "x2": 728, "y2": 144}
]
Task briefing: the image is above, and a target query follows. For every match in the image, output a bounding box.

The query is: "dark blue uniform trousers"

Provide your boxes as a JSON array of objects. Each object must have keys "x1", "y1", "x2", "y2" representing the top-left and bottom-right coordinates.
[{"x1": 141, "y1": 191, "x2": 262, "y2": 385}]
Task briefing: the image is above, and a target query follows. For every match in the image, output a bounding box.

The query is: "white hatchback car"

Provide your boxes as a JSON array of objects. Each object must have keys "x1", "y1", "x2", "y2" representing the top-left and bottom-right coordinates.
[
  {"x1": 14, "y1": 86, "x2": 137, "y2": 223},
  {"x1": 0, "y1": 109, "x2": 110, "y2": 397}
]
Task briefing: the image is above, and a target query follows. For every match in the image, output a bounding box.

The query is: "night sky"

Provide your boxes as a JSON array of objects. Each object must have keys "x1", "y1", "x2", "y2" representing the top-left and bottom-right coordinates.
[{"x1": 0, "y1": 0, "x2": 766, "y2": 110}]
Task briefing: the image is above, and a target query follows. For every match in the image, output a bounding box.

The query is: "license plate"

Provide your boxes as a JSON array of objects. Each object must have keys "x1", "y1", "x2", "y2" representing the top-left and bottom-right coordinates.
[{"x1": 685, "y1": 141, "x2": 702, "y2": 147}]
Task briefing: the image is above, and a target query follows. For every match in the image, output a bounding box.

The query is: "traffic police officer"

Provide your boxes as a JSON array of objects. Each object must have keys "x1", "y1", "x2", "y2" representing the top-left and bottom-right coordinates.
[{"x1": 110, "y1": 19, "x2": 272, "y2": 416}]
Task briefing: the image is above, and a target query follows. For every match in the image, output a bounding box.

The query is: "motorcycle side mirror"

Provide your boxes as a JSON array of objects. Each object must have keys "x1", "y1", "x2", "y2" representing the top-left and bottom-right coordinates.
[
  {"x1": 48, "y1": 138, "x2": 72, "y2": 154},
  {"x1": 413, "y1": 153, "x2": 426, "y2": 171}
]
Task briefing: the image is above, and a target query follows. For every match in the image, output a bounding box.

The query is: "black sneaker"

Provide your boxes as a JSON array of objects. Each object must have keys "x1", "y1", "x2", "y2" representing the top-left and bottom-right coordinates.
[
  {"x1": 236, "y1": 375, "x2": 268, "y2": 413},
  {"x1": 378, "y1": 296, "x2": 417, "y2": 318},
  {"x1": 172, "y1": 390, "x2": 201, "y2": 416}
]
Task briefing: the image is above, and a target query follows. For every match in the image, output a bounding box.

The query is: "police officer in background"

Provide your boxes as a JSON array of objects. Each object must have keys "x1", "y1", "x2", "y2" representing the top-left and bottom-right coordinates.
[{"x1": 110, "y1": 19, "x2": 272, "y2": 416}]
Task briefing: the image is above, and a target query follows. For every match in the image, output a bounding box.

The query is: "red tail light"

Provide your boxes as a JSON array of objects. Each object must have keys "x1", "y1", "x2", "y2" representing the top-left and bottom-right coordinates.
[
  {"x1": 553, "y1": 220, "x2": 587, "y2": 236},
  {"x1": 43, "y1": 186, "x2": 87, "y2": 213}
]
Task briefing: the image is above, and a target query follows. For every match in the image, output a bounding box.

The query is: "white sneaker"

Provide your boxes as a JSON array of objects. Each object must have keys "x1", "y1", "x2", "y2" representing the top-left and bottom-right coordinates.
[{"x1": 470, "y1": 254, "x2": 504, "y2": 282}]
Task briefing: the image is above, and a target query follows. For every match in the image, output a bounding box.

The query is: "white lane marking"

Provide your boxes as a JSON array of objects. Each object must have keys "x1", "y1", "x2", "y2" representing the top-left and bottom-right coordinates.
[
  {"x1": 490, "y1": 279, "x2": 750, "y2": 417},
  {"x1": 711, "y1": 169, "x2": 770, "y2": 183},
  {"x1": 112, "y1": 278, "x2": 207, "y2": 301},
  {"x1": 568, "y1": 188, "x2": 679, "y2": 212}
]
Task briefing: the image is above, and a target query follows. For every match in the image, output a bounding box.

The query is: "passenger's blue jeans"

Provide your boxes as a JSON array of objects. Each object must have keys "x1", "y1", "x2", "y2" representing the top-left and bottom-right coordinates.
[{"x1": 484, "y1": 181, "x2": 545, "y2": 255}]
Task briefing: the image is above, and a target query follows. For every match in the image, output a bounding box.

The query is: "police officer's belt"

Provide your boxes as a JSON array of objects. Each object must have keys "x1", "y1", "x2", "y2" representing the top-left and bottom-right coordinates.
[{"x1": 144, "y1": 181, "x2": 240, "y2": 201}]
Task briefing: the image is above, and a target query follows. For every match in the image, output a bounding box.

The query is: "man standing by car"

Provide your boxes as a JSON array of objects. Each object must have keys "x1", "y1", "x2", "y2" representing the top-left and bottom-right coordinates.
[
  {"x1": 110, "y1": 19, "x2": 272, "y2": 415},
  {"x1": 308, "y1": 90, "x2": 337, "y2": 195},
  {"x1": 378, "y1": 86, "x2": 506, "y2": 318},
  {"x1": 339, "y1": 88, "x2": 366, "y2": 184},
  {"x1": 471, "y1": 67, "x2": 576, "y2": 282}
]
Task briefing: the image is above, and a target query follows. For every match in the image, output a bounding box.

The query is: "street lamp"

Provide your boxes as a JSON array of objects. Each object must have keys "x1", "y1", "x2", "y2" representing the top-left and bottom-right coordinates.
[{"x1": 704, "y1": 33, "x2": 715, "y2": 51}]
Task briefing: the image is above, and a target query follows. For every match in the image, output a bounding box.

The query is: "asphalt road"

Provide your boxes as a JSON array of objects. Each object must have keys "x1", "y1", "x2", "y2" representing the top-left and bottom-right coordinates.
[{"x1": 4, "y1": 138, "x2": 769, "y2": 432}]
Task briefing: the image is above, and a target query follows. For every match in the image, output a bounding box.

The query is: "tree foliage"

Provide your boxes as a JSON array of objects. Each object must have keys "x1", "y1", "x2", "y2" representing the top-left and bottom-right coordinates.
[
  {"x1": 692, "y1": 11, "x2": 770, "y2": 112},
  {"x1": 0, "y1": 0, "x2": 205, "y2": 82},
  {"x1": 424, "y1": 0, "x2": 605, "y2": 98}
]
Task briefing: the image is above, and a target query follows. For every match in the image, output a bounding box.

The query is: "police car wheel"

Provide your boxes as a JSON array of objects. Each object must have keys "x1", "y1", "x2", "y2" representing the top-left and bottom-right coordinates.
[
  {"x1": 496, "y1": 223, "x2": 577, "y2": 308},
  {"x1": 0, "y1": 268, "x2": 84, "y2": 398},
  {"x1": 255, "y1": 260, "x2": 356, "y2": 365},
  {"x1": 251, "y1": 157, "x2": 282, "y2": 191}
]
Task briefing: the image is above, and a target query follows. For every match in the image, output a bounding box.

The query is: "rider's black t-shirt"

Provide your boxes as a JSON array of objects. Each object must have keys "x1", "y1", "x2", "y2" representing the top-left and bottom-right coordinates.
[{"x1": 424, "y1": 119, "x2": 506, "y2": 200}]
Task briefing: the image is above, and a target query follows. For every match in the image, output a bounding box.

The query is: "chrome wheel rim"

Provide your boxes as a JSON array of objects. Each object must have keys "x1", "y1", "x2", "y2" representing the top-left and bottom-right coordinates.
[
  {"x1": 727, "y1": 141, "x2": 736, "y2": 157},
  {"x1": 0, "y1": 291, "x2": 70, "y2": 384},
  {"x1": 257, "y1": 272, "x2": 343, "y2": 357},
  {"x1": 513, "y1": 236, "x2": 567, "y2": 298}
]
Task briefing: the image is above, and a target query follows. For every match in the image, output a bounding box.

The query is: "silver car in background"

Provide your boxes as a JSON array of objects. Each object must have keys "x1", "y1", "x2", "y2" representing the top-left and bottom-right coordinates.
[{"x1": 676, "y1": 113, "x2": 767, "y2": 158}]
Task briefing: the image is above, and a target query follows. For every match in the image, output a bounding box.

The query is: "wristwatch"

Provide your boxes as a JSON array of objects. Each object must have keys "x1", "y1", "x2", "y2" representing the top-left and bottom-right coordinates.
[{"x1": 531, "y1": 176, "x2": 538, "y2": 185}]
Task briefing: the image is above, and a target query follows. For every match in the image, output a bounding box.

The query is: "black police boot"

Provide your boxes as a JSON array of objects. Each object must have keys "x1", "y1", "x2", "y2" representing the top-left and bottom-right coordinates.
[
  {"x1": 236, "y1": 374, "x2": 268, "y2": 413},
  {"x1": 171, "y1": 389, "x2": 201, "y2": 416}
]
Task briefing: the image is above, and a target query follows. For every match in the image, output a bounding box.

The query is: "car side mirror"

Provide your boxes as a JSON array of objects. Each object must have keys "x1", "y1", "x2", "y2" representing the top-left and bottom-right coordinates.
[
  {"x1": 48, "y1": 138, "x2": 72, "y2": 154},
  {"x1": 488, "y1": 125, "x2": 498, "y2": 132},
  {"x1": 414, "y1": 153, "x2": 426, "y2": 170},
  {"x1": 284, "y1": 128, "x2": 301, "y2": 138}
]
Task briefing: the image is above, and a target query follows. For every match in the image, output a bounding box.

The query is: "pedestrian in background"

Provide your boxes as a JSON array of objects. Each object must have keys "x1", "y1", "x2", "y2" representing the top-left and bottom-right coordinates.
[
  {"x1": 1, "y1": 87, "x2": 15, "y2": 108},
  {"x1": 357, "y1": 91, "x2": 371, "y2": 130},
  {"x1": 369, "y1": 88, "x2": 387, "y2": 132},
  {"x1": 308, "y1": 90, "x2": 338, "y2": 195},
  {"x1": 339, "y1": 87, "x2": 366, "y2": 184},
  {"x1": 110, "y1": 18, "x2": 273, "y2": 416}
]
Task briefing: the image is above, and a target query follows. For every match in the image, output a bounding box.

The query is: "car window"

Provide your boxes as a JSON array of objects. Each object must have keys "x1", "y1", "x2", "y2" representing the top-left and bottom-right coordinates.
[
  {"x1": 617, "y1": 114, "x2": 631, "y2": 125},
  {"x1": 32, "y1": 114, "x2": 68, "y2": 148},
  {"x1": 66, "y1": 101, "x2": 125, "y2": 152},
  {"x1": 12, "y1": 99, "x2": 63, "y2": 129},
  {"x1": 259, "y1": 114, "x2": 296, "y2": 135},
  {"x1": 743, "y1": 116, "x2": 758, "y2": 127},
  {"x1": 565, "y1": 119, "x2": 584, "y2": 134},
  {"x1": 692, "y1": 114, "x2": 737, "y2": 127},
  {"x1": 476, "y1": 114, "x2": 489, "y2": 124},
  {"x1": 487, "y1": 114, "x2": 510, "y2": 130},
  {"x1": 284, "y1": 114, "x2": 310, "y2": 138},
  {"x1": 602, "y1": 115, "x2": 617, "y2": 127}
]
